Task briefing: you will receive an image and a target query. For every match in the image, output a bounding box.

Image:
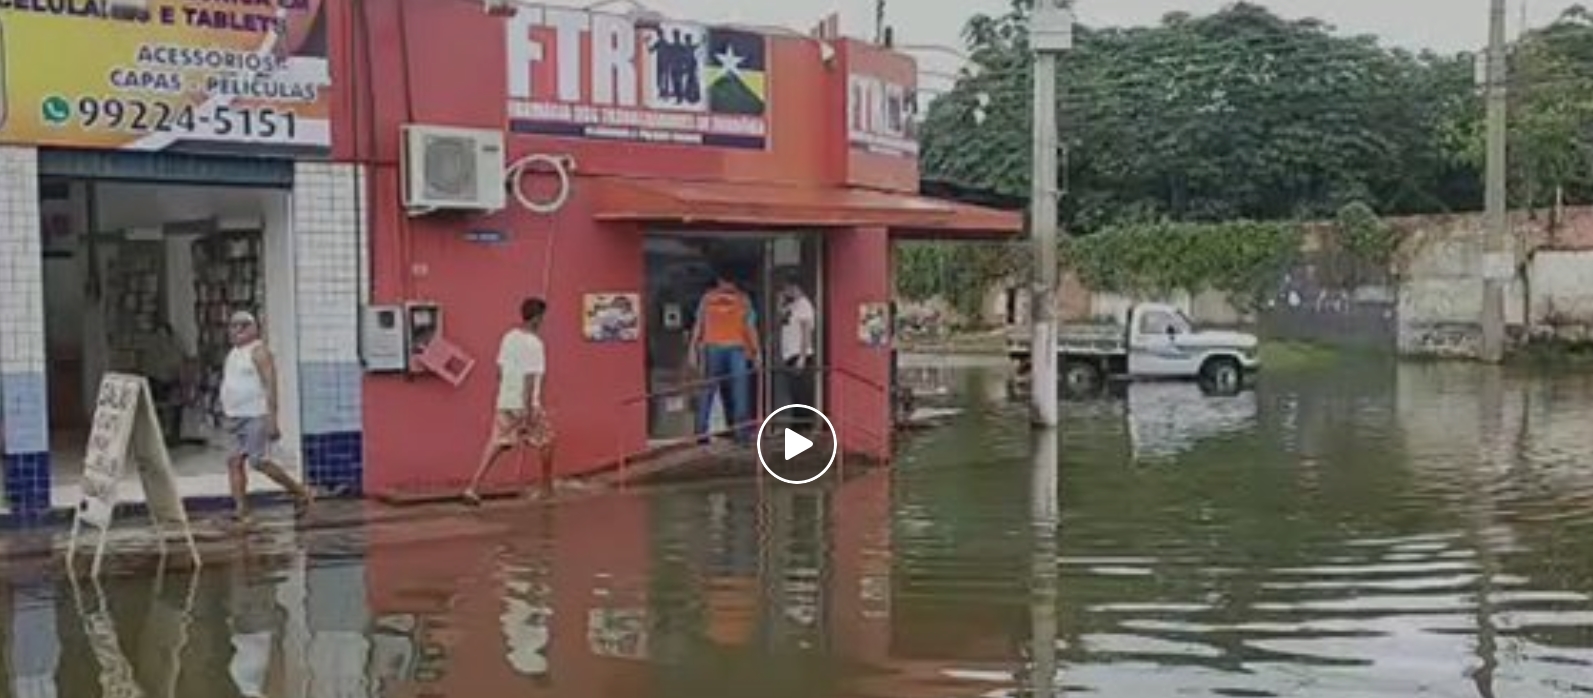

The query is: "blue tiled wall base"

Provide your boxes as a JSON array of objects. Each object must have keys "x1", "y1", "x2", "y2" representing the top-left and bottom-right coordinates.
[
  {"x1": 304, "y1": 431, "x2": 363, "y2": 496},
  {"x1": 4, "y1": 452, "x2": 51, "y2": 517}
]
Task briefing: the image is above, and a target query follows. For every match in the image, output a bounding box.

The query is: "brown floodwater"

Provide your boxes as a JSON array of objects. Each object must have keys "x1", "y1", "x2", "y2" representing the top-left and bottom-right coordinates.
[{"x1": 3, "y1": 357, "x2": 1593, "y2": 697}]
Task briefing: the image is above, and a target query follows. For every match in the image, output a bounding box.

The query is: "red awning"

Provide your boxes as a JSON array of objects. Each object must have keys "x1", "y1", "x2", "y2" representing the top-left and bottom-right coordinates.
[{"x1": 593, "y1": 179, "x2": 1022, "y2": 238}]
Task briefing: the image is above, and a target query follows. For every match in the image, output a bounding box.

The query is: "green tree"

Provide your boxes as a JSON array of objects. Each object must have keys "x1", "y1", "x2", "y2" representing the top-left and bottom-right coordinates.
[
  {"x1": 1500, "y1": 6, "x2": 1593, "y2": 209},
  {"x1": 919, "y1": 2, "x2": 1485, "y2": 233}
]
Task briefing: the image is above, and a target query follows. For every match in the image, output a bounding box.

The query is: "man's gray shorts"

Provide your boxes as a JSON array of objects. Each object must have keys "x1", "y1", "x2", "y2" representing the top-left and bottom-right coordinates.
[{"x1": 226, "y1": 416, "x2": 271, "y2": 469}]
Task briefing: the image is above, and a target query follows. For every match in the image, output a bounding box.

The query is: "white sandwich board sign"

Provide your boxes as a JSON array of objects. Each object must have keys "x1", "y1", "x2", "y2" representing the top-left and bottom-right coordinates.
[{"x1": 67, "y1": 372, "x2": 201, "y2": 577}]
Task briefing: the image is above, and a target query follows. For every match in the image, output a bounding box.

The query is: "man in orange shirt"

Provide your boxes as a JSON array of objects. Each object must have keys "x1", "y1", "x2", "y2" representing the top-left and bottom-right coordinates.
[{"x1": 690, "y1": 270, "x2": 761, "y2": 444}]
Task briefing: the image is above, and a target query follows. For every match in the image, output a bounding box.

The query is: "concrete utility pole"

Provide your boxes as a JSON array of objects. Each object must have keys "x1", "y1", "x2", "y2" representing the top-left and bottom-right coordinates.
[
  {"x1": 1480, "y1": 0, "x2": 1510, "y2": 363},
  {"x1": 1027, "y1": 0, "x2": 1072, "y2": 427},
  {"x1": 1028, "y1": 427, "x2": 1059, "y2": 696}
]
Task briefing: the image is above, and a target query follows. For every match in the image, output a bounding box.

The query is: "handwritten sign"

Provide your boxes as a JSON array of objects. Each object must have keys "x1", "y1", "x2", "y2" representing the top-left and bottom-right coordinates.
[
  {"x1": 68, "y1": 373, "x2": 200, "y2": 577},
  {"x1": 79, "y1": 375, "x2": 142, "y2": 527}
]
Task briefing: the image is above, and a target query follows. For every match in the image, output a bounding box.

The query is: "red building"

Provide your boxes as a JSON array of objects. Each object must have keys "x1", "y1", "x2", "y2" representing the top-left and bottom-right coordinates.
[{"x1": 332, "y1": 1, "x2": 1020, "y2": 496}]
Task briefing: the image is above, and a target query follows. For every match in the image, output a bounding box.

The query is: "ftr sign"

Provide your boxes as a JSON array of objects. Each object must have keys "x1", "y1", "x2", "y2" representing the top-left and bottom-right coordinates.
[
  {"x1": 503, "y1": 5, "x2": 770, "y2": 149},
  {"x1": 847, "y1": 74, "x2": 917, "y2": 157},
  {"x1": 844, "y1": 41, "x2": 918, "y2": 158}
]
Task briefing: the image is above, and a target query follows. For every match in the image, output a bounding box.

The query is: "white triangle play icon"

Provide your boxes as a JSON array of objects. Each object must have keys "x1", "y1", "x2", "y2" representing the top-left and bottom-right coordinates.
[{"x1": 784, "y1": 428, "x2": 814, "y2": 460}]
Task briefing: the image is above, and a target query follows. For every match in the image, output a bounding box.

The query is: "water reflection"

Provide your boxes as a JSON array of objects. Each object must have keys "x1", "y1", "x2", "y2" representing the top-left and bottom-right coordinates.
[
  {"x1": 1124, "y1": 383, "x2": 1258, "y2": 462},
  {"x1": 1, "y1": 360, "x2": 1592, "y2": 697},
  {"x1": 10, "y1": 577, "x2": 59, "y2": 698}
]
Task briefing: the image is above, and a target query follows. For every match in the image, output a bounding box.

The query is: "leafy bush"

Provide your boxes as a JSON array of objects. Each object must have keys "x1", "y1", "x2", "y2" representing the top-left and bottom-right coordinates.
[{"x1": 1063, "y1": 221, "x2": 1302, "y2": 311}]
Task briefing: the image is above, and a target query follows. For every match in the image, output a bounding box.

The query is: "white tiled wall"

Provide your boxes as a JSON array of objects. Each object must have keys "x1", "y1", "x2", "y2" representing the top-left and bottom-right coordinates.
[
  {"x1": 292, "y1": 162, "x2": 366, "y2": 435},
  {"x1": 0, "y1": 146, "x2": 48, "y2": 456},
  {"x1": 0, "y1": 146, "x2": 44, "y2": 375},
  {"x1": 293, "y1": 162, "x2": 364, "y2": 364}
]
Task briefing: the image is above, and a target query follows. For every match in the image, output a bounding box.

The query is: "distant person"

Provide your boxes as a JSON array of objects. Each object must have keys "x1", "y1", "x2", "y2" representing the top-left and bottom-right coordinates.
[
  {"x1": 779, "y1": 279, "x2": 818, "y2": 431},
  {"x1": 464, "y1": 297, "x2": 555, "y2": 505},
  {"x1": 690, "y1": 270, "x2": 760, "y2": 444},
  {"x1": 220, "y1": 311, "x2": 314, "y2": 524}
]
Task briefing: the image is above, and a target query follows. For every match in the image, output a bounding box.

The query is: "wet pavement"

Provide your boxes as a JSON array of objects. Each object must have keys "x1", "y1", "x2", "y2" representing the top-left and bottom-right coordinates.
[{"x1": 5, "y1": 356, "x2": 1593, "y2": 697}]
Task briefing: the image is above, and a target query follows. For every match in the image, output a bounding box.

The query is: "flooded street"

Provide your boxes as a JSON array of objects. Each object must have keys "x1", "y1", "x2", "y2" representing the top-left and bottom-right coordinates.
[{"x1": 6, "y1": 358, "x2": 1593, "y2": 697}]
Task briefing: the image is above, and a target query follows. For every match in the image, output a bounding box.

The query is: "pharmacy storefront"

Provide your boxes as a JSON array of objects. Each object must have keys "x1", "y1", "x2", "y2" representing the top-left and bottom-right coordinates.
[{"x1": 0, "y1": 1, "x2": 365, "y2": 518}]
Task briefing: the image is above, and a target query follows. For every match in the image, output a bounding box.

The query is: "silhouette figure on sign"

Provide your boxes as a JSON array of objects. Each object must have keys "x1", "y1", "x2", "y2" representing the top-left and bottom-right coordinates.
[{"x1": 649, "y1": 28, "x2": 702, "y2": 105}]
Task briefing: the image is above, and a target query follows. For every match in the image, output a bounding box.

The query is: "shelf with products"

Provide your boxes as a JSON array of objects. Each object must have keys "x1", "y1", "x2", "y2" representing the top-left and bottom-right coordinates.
[{"x1": 105, "y1": 240, "x2": 166, "y2": 372}]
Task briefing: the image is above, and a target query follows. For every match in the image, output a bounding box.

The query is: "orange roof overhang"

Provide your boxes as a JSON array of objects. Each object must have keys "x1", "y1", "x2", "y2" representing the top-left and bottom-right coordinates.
[{"x1": 593, "y1": 178, "x2": 1022, "y2": 239}]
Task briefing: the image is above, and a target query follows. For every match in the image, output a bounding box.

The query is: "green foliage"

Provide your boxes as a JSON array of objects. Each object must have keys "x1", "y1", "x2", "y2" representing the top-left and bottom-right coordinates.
[
  {"x1": 895, "y1": 242, "x2": 1028, "y2": 317},
  {"x1": 1335, "y1": 202, "x2": 1399, "y2": 266},
  {"x1": 1500, "y1": 8, "x2": 1593, "y2": 208},
  {"x1": 919, "y1": 2, "x2": 1507, "y2": 234},
  {"x1": 906, "y1": 3, "x2": 1593, "y2": 314},
  {"x1": 1063, "y1": 221, "x2": 1301, "y2": 309}
]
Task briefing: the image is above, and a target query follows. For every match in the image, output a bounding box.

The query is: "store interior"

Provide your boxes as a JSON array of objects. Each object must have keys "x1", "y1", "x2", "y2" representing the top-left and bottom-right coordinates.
[
  {"x1": 38, "y1": 177, "x2": 301, "y2": 507},
  {"x1": 642, "y1": 233, "x2": 823, "y2": 445}
]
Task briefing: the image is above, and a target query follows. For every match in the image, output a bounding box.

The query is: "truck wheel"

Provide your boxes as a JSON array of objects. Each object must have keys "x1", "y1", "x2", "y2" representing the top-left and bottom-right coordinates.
[
  {"x1": 1199, "y1": 357, "x2": 1243, "y2": 395},
  {"x1": 1061, "y1": 361, "x2": 1104, "y2": 398}
]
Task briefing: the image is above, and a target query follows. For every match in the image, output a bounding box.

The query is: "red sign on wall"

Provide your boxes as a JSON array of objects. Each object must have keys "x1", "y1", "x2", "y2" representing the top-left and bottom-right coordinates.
[{"x1": 504, "y1": 6, "x2": 771, "y2": 149}]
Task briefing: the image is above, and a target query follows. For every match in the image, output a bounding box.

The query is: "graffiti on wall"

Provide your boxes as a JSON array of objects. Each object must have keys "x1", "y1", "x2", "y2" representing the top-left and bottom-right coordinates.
[{"x1": 1261, "y1": 254, "x2": 1396, "y2": 350}]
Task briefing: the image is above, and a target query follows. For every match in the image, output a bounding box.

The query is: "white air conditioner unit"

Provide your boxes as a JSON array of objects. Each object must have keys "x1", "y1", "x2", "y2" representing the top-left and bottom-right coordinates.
[{"x1": 401, "y1": 124, "x2": 506, "y2": 213}]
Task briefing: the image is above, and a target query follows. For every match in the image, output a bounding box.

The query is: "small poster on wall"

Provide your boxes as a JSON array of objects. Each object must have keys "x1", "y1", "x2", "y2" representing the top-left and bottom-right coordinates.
[
  {"x1": 858, "y1": 302, "x2": 890, "y2": 348},
  {"x1": 584, "y1": 293, "x2": 641, "y2": 342}
]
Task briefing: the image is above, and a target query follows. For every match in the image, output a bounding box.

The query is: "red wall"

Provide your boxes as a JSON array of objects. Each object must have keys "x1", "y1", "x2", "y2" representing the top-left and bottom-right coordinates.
[
  {"x1": 825, "y1": 227, "x2": 894, "y2": 460},
  {"x1": 335, "y1": 1, "x2": 904, "y2": 492},
  {"x1": 363, "y1": 178, "x2": 648, "y2": 493}
]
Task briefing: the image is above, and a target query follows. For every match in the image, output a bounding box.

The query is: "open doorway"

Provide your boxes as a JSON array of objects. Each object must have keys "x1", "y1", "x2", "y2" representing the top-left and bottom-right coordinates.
[
  {"x1": 643, "y1": 233, "x2": 824, "y2": 445},
  {"x1": 38, "y1": 177, "x2": 300, "y2": 507}
]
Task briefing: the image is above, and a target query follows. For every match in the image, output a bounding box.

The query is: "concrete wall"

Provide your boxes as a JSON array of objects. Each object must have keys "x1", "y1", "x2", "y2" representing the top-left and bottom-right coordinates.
[
  {"x1": 1527, "y1": 250, "x2": 1593, "y2": 341},
  {"x1": 1026, "y1": 206, "x2": 1593, "y2": 358},
  {"x1": 1395, "y1": 224, "x2": 1526, "y2": 358}
]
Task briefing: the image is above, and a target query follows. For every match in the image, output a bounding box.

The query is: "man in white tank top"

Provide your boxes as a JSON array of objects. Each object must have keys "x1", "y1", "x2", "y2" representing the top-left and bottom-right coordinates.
[{"x1": 221, "y1": 310, "x2": 314, "y2": 523}]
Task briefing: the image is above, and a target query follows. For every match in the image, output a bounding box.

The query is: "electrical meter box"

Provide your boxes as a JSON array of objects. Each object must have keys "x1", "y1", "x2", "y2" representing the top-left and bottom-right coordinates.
[
  {"x1": 405, "y1": 302, "x2": 441, "y2": 360},
  {"x1": 362, "y1": 305, "x2": 408, "y2": 372},
  {"x1": 361, "y1": 302, "x2": 445, "y2": 374}
]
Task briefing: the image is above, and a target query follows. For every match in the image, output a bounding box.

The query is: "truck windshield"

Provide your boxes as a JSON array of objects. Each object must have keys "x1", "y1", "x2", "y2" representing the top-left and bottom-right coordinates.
[{"x1": 1173, "y1": 310, "x2": 1196, "y2": 333}]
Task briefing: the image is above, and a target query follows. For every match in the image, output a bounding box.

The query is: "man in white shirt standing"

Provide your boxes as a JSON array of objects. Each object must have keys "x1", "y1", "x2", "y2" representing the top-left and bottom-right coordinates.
[
  {"x1": 779, "y1": 280, "x2": 818, "y2": 432},
  {"x1": 464, "y1": 297, "x2": 554, "y2": 505},
  {"x1": 221, "y1": 310, "x2": 313, "y2": 524}
]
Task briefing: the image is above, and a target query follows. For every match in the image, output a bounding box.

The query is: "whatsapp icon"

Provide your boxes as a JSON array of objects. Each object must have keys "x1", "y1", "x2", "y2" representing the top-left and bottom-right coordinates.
[{"x1": 41, "y1": 95, "x2": 71, "y2": 125}]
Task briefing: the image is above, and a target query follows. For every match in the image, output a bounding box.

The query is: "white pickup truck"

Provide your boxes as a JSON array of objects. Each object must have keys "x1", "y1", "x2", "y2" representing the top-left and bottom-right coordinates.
[{"x1": 1008, "y1": 303, "x2": 1261, "y2": 396}]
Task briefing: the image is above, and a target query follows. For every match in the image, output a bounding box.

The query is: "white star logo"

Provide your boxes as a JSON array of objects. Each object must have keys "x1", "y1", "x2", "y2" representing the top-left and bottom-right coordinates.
[{"x1": 715, "y1": 45, "x2": 745, "y2": 76}]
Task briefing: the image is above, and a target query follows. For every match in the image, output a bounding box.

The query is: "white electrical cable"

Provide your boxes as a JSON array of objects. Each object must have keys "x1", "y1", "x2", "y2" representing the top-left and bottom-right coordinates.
[{"x1": 505, "y1": 153, "x2": 574, "y2": 214}]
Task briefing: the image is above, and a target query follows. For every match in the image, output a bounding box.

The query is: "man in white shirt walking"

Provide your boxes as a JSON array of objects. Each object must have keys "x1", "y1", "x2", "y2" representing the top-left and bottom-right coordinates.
[
  {"x1": 464, "y1": 297, "x2": 555, "y2": 505},
  {"x1": 220, "y1": 310, "x2": 313, "y2": 523},
  {"x1": 779, "y1": 280, "x2": 818, "y2": 432}
]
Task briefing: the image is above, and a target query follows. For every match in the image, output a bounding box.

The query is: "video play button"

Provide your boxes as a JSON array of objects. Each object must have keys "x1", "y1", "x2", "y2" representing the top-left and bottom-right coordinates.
[
  {"x1": 784, "y1": 429, "x2": 814, "y2": 460},
  {"x1": 756, "y1": 404, "x2": 837, "y2": 485}
]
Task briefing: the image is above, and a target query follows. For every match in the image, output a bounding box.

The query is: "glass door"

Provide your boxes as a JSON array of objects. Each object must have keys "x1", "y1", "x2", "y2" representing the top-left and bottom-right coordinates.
[
  {"x1": 764, "y1": 234, "x2": 823, "y2": 423},
  {"x1": 643, "y1": 233, "x2": 822, "y2": 442}
]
